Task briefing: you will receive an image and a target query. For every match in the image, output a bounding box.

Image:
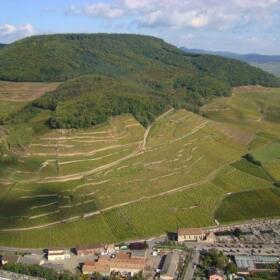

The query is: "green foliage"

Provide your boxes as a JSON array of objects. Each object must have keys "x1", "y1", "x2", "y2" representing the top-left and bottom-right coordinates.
[
  {"x1": 31, "y1": 75, "x2": 169, "y2": 128},
  {"x1": 215, "y1": 188, "x2": 280, "y2": 223},
  {"x1": 1, "y1": 34, "x2": 279, "y2": 129},
  {"x1": 231, "y1": 159, "x2": 271, "y2": 180},
  {"x1": 189, "y1": 54, "x2": 280, "y2": 87}
]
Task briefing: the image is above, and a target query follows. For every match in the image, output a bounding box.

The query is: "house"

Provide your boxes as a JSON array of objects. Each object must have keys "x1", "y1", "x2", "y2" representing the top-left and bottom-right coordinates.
[
  {"x1": 47, "y1": 249, "x2": 71, "y2": 261},
  {"x1": 178, "y1": 228, "x2": 205, "y2": 242},
  {"x1": 76, "y1": 244, "x2": 105, "y2": 256},
  {"x1": 158, "y1": 252, "x2": 180, "y2": 280},
  {"x1": 82, "y1": 252, "x2": 145, "y2": 276}
]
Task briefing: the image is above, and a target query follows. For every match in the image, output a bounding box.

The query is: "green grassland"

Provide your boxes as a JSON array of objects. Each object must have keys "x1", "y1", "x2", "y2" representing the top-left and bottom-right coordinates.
[
  {"x1": 215, "y1": 188, "x2": 280, "y2": 223},
  {"x1": 0, "y1": 86, "x2": 280, "y2": 247}
]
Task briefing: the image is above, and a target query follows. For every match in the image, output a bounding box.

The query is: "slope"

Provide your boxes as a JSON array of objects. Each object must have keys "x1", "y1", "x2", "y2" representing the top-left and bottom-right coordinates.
[{"x1": 1, "y1": 87, "x2": 280, "y2": 247}]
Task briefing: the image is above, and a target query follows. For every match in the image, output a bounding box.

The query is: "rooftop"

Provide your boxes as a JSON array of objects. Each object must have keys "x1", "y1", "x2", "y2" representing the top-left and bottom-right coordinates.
[
  {"x1": 235, "y1": 255, "x2": 279, "y2": 271},
  {"x1": 178, "y1": 228, "x2": 204, "y2": 236}
]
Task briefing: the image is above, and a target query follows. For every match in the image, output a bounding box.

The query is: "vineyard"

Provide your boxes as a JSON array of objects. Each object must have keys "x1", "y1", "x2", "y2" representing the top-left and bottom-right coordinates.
[{"x1": 0, "y1": 85, "x2": 280, "y2": 247}]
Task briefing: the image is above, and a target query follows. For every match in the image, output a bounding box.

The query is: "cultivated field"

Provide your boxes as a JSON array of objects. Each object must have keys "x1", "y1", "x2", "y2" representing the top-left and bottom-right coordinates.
[
  {"x1": 0, "y1": 85, "x2": 280, "y2": 247},
  {"x1": 0, "y1": 81, "x2": 59, "y2": 122}
]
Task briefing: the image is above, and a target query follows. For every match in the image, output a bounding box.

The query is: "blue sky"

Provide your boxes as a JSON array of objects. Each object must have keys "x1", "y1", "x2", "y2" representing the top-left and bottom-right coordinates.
[{"x1": 0, "y1": 0, "x2": 280, "y2": 54}]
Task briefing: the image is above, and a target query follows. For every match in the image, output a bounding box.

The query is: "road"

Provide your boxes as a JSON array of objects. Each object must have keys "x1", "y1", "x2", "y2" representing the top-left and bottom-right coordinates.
[{"x1": 183, "y1": 248, "x2": 199, "y2": 280}]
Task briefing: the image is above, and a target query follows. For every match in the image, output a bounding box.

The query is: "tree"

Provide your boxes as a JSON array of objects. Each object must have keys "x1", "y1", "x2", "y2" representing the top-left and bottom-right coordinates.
[{"x1": 226, "y1": 262, "x2": 237, "y2": 274}]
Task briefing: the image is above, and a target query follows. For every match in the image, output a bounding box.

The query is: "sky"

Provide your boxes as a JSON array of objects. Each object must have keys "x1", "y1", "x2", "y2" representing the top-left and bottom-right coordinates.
[{"x1": 0, "y1": 0, "x2": 279, "y2": 54}]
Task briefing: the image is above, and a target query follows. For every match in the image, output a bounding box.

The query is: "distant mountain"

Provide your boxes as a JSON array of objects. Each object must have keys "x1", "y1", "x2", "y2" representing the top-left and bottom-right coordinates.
[
  {"x1": 0, "y1": 43, "x2": 6, "y2": 48},
  {"x1": 181, "y1": 47, "x2": 280, "y2": 76}
]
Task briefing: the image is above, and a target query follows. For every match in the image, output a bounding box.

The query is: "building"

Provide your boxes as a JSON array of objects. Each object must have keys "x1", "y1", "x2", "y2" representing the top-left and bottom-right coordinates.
[
  {"x1": 82, "y1": 253, "x2": 145, "y2": 276},
  {"x1": 110, "y1": 255, "x2": 145, "y2": 276},
  {"x1": 158, "y1": 252, "x2": 180, "y2": 280},
  {"x1": 76, "y1": 244, "x2": 105, "y2": 256},
  {"x1": 178, "y1": 228, "x2": 205, "y2": 242},
  {"x1": 235, "y1": 255, "x2": 279, "y2": 275},
  {"x1": 83, "y1": 260, "x2": 111, "y2": 276},
  {"x1": 47, "y1": 249, "x2": 71, "y2": 261}
]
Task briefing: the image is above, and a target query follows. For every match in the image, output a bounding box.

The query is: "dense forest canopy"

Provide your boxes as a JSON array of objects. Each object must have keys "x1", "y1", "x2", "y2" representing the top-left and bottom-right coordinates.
[{"x1": 2, "y1": 33, "x2": 280, "y2": 129}]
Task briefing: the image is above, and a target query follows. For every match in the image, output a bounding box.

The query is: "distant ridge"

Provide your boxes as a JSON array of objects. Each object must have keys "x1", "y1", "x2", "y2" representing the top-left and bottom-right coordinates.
[
  {"x1": 0, "y1": 43, "x2": 6, "y2": 48},
  {"x1": 181, "y1": 47, "x2": 280, "y2": 76}
]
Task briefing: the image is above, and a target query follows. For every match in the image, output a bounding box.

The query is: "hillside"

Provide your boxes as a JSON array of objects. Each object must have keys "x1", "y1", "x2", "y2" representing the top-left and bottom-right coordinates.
[
  {"x1": 181, "y1": 47, "x2": 280, "y2": 76},
  {"x1": 0, "y1": 86, "x2": 280, "y2": 247},
  {"x1": 2, "y1": 34, "x2": 279, "y2": 129}
]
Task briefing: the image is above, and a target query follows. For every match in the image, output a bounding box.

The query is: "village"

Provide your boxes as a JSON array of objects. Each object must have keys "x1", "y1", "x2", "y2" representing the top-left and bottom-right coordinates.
[{"x1": 1, "y1": 219, "x2": 280, "y2": 280}]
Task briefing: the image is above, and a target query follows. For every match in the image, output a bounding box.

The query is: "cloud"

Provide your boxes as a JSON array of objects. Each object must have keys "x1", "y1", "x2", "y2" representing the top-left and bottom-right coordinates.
[
  {"x1": 0, "y1": 24, "x2": 36, "y2": 43},
  {"x1": 138, "y1": 9, "x2": 209, "y2": 29},
  {"x1": 67, "y1": 2, "x2": 124, "y2": 19},
  {"x1": 84, "y1": 3, "x2": 124, "y2": 18}
]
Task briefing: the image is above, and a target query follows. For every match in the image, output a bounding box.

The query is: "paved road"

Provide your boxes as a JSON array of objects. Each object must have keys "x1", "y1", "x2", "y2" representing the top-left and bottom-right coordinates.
[{"x1": 184, "y1": 248, "x2": 199, "y2": 280}]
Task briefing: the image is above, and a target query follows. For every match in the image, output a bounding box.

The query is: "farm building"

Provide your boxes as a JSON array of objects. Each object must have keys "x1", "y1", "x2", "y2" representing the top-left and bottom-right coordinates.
[
  {"x1": 234, "y1": 255, "x2": 279, "y2": 275},
  {"x1": 178, "y1": 228, "x2": 205, "y2": 242},
  {"x1": 158, "y1": 252, "x2": 180, "y2": 280},
  {"x1": 82, "y1": 252, "x2": 145, "y2": 276},
  {"x1": 76, "y1": 244, "x2": 105, "y2": 256},
  {"x1": 47, "y1": 249, "x2": 71, "y2": 261}
]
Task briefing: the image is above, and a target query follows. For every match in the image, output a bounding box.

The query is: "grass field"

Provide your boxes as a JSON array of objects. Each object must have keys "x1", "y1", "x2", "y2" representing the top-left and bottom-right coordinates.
[
  {"x1": 0, "y1": 81, "x2": 59, "y2": 125},
  {"x1": 0, "y1": 85, "x2": 280, "y2": 247},
  {"x1": 215, "y1": 188, "x2": 280, "y2": 223}
]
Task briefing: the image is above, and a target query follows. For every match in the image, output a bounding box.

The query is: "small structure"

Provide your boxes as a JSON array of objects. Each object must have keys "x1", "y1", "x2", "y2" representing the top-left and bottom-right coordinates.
[
  {"x1": 76, "y1": 244, "x2": 105, "y2": 256},
  {"x1": 205, "y1": 232, "x2": 216, "y2": 243},
  {"x1": 47, "y1": 249, "x2": 71, "y2": 261},
  {"x1": 178, "y1": 228, "x2": 205, "y2": 242},
  {"x1": 158, "y1": 252, "x2": 180, "y2": 280}
]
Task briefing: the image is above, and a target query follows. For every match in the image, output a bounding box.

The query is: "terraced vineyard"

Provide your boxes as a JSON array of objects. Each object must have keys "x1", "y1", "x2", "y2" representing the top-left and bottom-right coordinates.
[{"x1": 0, "y1": 85, "x2": 280, "y2": 247}]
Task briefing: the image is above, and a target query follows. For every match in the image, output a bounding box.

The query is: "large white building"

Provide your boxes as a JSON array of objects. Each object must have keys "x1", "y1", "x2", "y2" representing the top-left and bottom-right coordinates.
[{"x1": 47, "y1": 249, "x2": 71, "y2": 261}]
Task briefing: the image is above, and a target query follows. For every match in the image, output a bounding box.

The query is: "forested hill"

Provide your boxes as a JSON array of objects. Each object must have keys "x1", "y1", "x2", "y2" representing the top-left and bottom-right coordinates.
[
  {"x1": 0, "y1": 33, "x2": 279, "y2": 85},
  {"x1": 2, "y1": 34, "x2": 280, "y2": 129}
]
